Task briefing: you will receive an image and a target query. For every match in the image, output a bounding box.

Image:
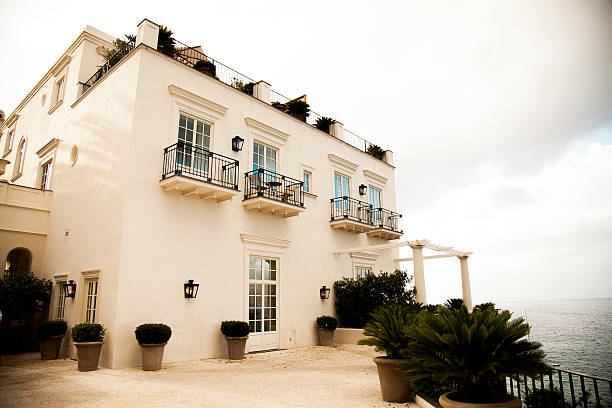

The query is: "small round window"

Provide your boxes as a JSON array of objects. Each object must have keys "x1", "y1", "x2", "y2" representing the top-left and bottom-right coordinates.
[{"x1": 70, "y1": 145, "x2": 79, "y2": 166}]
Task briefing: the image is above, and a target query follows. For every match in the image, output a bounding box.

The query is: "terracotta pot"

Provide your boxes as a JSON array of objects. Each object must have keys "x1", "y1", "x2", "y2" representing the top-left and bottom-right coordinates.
[
  {"x1": 225, "y1": 336, "x2": 248, "y2": 360},
  {"x1": 317, "y1": 328, "x2": 334, "y2": 346},
  {"x1": 74, "y1": 342, "x2": 103, "y2": 372},
  {"x1": 39, "y1": 335, "x2": 64, "y2": 360},
  {"x1": 439, "y1": 392, "x2": 522, "y2": 408},
  {"x1": 140, "y1": 343, "x2": 167, "y2": 371},
  {"x1": 373, "y1": 356, "x2": 412, "y2": 403}
]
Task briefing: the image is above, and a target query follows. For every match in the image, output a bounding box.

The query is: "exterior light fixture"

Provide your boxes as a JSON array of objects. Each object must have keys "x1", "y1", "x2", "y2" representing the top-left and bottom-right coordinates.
[
  {"x1": 184, "y1": 280, "x2": 199, "y2": 299},
  {"x1": 358, "y1": 184, "x2": 367, "y2": 196},
  {"x1": 320, "y1": 286, "x2": 330, "y2": 300},
  {"x1": 64, "y1": 280, "x2": 77, "y2": 298},
  {"x1": 231, "y1": 136, "x2": 244, "y2": 152}
]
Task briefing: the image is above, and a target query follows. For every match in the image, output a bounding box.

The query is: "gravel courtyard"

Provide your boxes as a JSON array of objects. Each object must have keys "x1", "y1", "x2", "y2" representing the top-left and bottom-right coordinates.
[{"x1": 0, "y1": 344, "x2": 417, "y2": 408}]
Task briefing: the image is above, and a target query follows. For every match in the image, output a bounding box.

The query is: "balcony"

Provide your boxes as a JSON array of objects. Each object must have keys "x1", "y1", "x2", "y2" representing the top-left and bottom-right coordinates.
[
  {"x1": 330, "y1": 197, "x2": 403, "y2": 239},
  {"x1": 243, "y1": 169, "x2": 305, "y2": 217},
  {"x1": 160, "y1": 142, "x2": 240, "y2": 202}
]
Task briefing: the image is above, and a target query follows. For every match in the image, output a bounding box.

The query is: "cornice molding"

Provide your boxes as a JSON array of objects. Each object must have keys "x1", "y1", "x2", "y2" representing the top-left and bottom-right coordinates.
[
  {"x1": 51, "y1": 55, "x2": 71, "y2": 77},
  {"x1": 240, "y1": 233, "x2": 291, "y2": 249},
  {"x1": 350, "y1": 251, "x2": 379, "y2": 261},
  {"x1": 4, "y1": 114, "x2": 19, "y2": 129},
  {"x1": 363, "y1": 169, "x2": 388, "y2": 186},
  {"x1": 328, "y1": 153, "x2": 358, "y2": 174},
  {"x1": 36, "y1": 138, "x2": 60, "y2": 158},
  {"x1": 244, "y1": 117, "x2": 289, "y2": 148},
  {"x1": 168, "y1": 84, "x2": 229, "y2": 119}
]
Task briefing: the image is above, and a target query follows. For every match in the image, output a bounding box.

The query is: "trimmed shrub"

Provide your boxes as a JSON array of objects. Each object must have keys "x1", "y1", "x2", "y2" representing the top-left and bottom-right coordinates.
[
  {"x1": 334, "y1": 270, "x2": 415, "y2": 328},
  {"x1": 71, "y1": 323, "x2": 106, "y2": 342},
  {"x1": 0, "y1": 270, "x2": 52, "y2": 322},
  {"x1": 316, "y1": 315, "x2": 338, "y2": 330},
  {"x1": 193, "y1": 59, "x2": 216, "y2": 77},
  {"x1": 36, "y1": 320, "x2": 67, "y2": 338},
  {"x1": 134, "y1": 323, "x2": 172, "y2": 345},
  {"x1": 220, "y1": 320, "x2": 249, "y2": 338}
]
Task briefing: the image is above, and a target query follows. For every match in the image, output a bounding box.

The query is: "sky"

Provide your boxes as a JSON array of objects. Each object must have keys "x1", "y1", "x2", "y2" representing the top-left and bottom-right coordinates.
[{"x1": 1, "y1": 0, "x2": 611, "y2": 304}]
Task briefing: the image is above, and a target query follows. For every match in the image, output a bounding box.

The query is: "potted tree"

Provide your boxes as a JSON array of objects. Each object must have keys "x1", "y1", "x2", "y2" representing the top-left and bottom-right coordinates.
[
  {"x1": 366, "y1": 144, "x2": 385, "y2": 160},
  {"x1": 193, "y1": 60, "x2": 216, "y2": 78},
  {"x1": 315, "y1": 117, "x2": 336, "y2": 134},
  {"x1": 220, "y1": 320, "x2": 249, "y2": 360},
  {"x1": 36, "y1": 320, "x2": 67, "y2": 360},
  {"x1": 316, "y1": 315, "x2": 338, "y2": 346},
  {"x1": 157, "y1": 25, "x2": 176, "y2": 57},
  {"x1": 285, "y1": 99, "x2": 310, "y2": 122},
  {"x1": 399, "y1": 306, "x2": 548, "y2": 408},
  {"x1": 71, "y1": 323, "x2": 106, "y2": 372},
  {"x1": 358, "y1": 303, "x2": 418, "y2": 403},
  {"x1": 134, "y1": 323, "x2": 172, "y2": 371}
]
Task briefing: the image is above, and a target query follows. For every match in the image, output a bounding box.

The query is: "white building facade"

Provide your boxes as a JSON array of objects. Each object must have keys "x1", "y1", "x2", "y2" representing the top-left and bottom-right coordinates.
[{"x1": 0, "y1": 19, "x2": 403, "y2": 369}]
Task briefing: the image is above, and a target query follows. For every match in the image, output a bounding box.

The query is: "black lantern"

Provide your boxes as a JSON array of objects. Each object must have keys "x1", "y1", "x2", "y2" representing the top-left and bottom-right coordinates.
[
  {"x1": 184, "y1": 280, "x2": 199, "y2": 299},
  {"x1": 358, "y1": 184, "x2": 367, "y2": 195},
  {"x1": 64, "y1": 280, "x2": 77, "y2": 298},
  {"x1": 320, "y1": 285, "x2": 330, "y2": 300},
  {"x1": 232, "y1": 135, "x2": 245, "y2": 152}
]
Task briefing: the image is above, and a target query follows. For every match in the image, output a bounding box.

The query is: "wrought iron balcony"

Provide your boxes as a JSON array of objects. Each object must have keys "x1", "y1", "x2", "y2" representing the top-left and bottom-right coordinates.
[
  {"x1": 243, "y1": 169, "x2": 304, "y2": 217},
  {"x1": 160, "y1": 142, "x2": 239, "y2": 202},
  {"x1": 368, "y1": 208, "x2": 403, "y2": 240},
  {"x1": 330, "y1": 197, "x2": 403, "y2": 239}
]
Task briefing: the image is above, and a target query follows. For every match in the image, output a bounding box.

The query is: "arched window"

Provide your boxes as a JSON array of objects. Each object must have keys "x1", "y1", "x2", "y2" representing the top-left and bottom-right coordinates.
[
  {"x1": 5, "y1": 247, "x2": 32, "y2": 272},
  {"x1": 12, "y1": 137, "x2": 26, "y2": 180}
]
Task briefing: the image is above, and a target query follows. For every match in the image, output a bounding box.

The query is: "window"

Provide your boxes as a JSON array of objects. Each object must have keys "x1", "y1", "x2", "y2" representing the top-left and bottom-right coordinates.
[
  {"x1": 56, "y1": 282, "x2": 67, "y2": 319},
  {"x1": 248, "y1": 256, "x2": 278, "y2": 334},
  {"x1": 52, "y1": 76, "x2": 65, "y2": 106},
  {"x1": 40, "y1": 160, "x2": 53, "y2": 190},
  {"x1": 334, "y1": 172, "x2": 350, "y2": 198},
  {"x1": 176, "y1": 113, "x2": 211, "y2": 174},
  {"x1": 355, "y1": 266, "x2": 372, "y2": 279},
  {"x1": 253, "y1": 141, "x2": 277, "y2": 172},
  {"x1": 3, "y1": 129, "x2": 14, "y2": 156},
  {"x1": 12, "y1": 138, "x2": 26, "y2": 180},
  {"x1": 303, "y1": 170, "x2": 312, "y2": 193},
  {"x1": 84, "y1": 279, "x2": 99, "y2": 323}
]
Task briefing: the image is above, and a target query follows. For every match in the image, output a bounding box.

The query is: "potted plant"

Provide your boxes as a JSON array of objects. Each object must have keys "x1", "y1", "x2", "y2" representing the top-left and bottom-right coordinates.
[
  {"x1": 157, "y1": 25, "x2": 176, "y2": 57},
  {"x1": 71, "y1": 323, "x2": 106, "y2": 372},
  {"x1": 285, "y1": 99, "x2": 310, "y2": 122},
  {"x1": 316, "y1": 315, "x2": 338, "y2": 346},
  {"x1": 232, "y1": 79, "x2": 255, "y2": 95},
  {"x1": 134, "y1": 323, "x2": 172, "y2": 371},
  {"x1": 193, "y1": 60, "x2": 216, "y2": 78},
  {"x1": 36, "y1": 320, "x2": 67, "y2": 360},
  {"x1": 220, "y1": 320, "x2": 249, "y2": 360},
  {"x1": 315, "y1": 116, "x2": 336, "y2": 134},
  {"x1": 366, "y1": 144, "x2": 385, "y2": 160},
  {"x1": 358, "y1": 303, "x2": 418, "y2": 403},
  {"x1": 399, "y1": 306, "x2": 548, "y2": 408},
  {"x1": 271, "y1": 101, "x2": 287, "y2": 112}
]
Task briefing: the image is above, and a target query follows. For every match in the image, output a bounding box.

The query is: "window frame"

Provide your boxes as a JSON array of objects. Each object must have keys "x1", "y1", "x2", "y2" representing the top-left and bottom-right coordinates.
[
  {"x1": 252, "y1": 140, "x2": 278, "y2": 172},
  {"x1": 79, "y1": 269, "x2": 101, "y2": 324},
  {"x1": 49, "y1": 73, "x2": 67, "y2": 113},
  {"x1": 11, "y1": 137, "x2": 27, "y2": 181},
  {"x1": 3, "y1": 128, "x2": 15, "y2": 158},
  {"x1": 354, "y1": 266, "x2": 373, "y2": 279},
  {"x1": 55, "y1": 280, "x2": 67, "y2": 320},
  {"x1": 40, "y1": 159, "x2": 53, "y2": 190},
  {"x1": 83, "y1": 278, "x2": 99, "y2": 323}
]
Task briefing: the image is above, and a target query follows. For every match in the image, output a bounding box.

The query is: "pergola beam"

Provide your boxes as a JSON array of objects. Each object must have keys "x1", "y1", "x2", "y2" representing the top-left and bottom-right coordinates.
[{"x1": 396, "y1": 253, "x2": 457, "y2": 262}]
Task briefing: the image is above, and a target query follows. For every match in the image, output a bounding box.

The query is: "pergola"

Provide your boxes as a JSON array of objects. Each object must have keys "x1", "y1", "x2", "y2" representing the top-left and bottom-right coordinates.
[{"x1": 333, "y1": 239, "x2": 473, "y2": 310}]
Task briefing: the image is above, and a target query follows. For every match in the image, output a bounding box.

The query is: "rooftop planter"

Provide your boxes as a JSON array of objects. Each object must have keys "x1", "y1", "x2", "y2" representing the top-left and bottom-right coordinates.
[
  {"x1": 157, "y1": 25, "x2": 176, "y2": 57},
  {"x1": 134, "y1": 323, "x2": 172, "y2": 371},
  {"x1": 285, "y1": 99, "x2": 310, "y2": 122},
  {"x1": 315, "y1": 116, "x2": 336, "y2": 134},
  {"x1": 193, "y1": 59, "x2": 216, "y2": 78},
  {"x1": 366, "y1": 144, "x2": 385, "y2": 160}
]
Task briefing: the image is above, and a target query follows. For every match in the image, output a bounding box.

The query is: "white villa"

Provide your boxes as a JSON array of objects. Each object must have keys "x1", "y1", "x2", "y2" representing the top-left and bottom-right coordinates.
[{"x1": 0, "y1": 19, "x2": 412, "y2": 368}]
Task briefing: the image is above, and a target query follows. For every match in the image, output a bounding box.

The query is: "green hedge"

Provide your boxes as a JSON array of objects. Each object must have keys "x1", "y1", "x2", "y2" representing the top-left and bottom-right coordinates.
[
  {"x1": 220, "y1": 320, "x2": 249, "y2": 337},
  {"x1": 36, "y1": 320, "x2": 67, "y2": 338},
  {"x1": 316, "y1": 315, "x2": 338, "y2": 330},
  {"x1": 71, "y1": 323, "x2": 105, "y2": 342},
  {"x1": 134, "y1": 323, "x2": 172, "y2": 345},
  {"x1": 334, "y1": 270, "x2": 415, "y2": 328}
]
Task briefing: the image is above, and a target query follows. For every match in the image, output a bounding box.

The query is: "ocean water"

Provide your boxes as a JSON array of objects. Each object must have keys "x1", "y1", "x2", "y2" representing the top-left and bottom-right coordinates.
[{"x1": 499, "y1": 298, "x2": 612, "y2": 380}]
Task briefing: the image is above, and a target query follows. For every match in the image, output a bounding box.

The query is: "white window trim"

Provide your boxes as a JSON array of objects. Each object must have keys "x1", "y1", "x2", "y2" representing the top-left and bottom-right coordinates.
[
  {"x1": 301, "y1": 163, "x2": 316, "y2": 197},
  {"x1": 36, "y1": 138, "x2": 60, "y2": 190},
  {"x1": 350, "y1": 251, "x2": 378, "y2": 279},
  {"x1": 54, "y1": 277, "x2": 68, "y2": 320},
  {"x1": 250, "y1": 140, "x2": 279, "y2": 173},
  {"x1": 3, "y1": 128, "x2": 15, "y2": 158},
  {"x1": 333, "y1": 170, "x2": 351, "y2": 199},
  {"x1": 177, "y1": 112, "x2": 214, "y2": 152},
  {"x1": 11, "y1": 137, "x2": 27, "y2": 182},
  {"x1": 49, "y1": 71, "x2": 67, "y2": 114},
  {"x1": 363, "y1": 169, "x2": 387, "y2": 190},
  {"x1": 368, "y1": 184, "x2": 383, "y2": 208},
  {"x1": 79, "y1": 269, "x2": 101, "y2": 324},
  {"x1": 329, "y1": 154, "x2": 358, "y2": 198}
]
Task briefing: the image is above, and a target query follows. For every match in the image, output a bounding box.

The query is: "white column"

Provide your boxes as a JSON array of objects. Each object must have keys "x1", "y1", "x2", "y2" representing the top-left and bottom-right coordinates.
[
  {"x1": 136, "y1": 19, "x2": 159, "y2": 49},
  {"x1": 253, "y1": 81, "x2": 271, "y2": 103},
  {"x1": 329, "y1": 121, "x2": 344, "y2": 140},
  {"x1": 393, "y1": 259, "x2": 400, "y2": 271},
  {"x1": 411, "y1": 245, "x2": 426, "y2": 304},
  {"x1": 458, "y1": 255, "x2": 473, "y2": 311}
]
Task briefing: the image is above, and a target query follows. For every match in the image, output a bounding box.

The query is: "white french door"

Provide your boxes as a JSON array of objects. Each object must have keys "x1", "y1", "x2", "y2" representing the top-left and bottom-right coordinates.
[
  {"x1": 247, "y1": 256, "x2": 279, "y2": 352},
  {"x1": 369, "y1": 186, "x2": 382, "y2": 224},
  {"x1": 177, "y1": 113, "x2": 211, "y2": 174},
  {"x1": 334, "y1": 172, "x2": 350, "y2": 211}
]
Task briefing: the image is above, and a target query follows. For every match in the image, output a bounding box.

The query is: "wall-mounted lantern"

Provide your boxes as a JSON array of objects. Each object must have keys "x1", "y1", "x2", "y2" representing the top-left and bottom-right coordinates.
[
  {"x1": 184, "y1": 280, "x2": 199, "y2": 299},
  {"x1": 320, "y1": 285, "x2": 330, "y2": 300},
  {"x1": 358, "y1": 184, "x2": 367, "y2": 196},
  {"x1": 64, "y1": 280, "x2": 77, "y2": 298},
  {"x1": 232, "y1": 136, "x2": 245, "y2": 152}
]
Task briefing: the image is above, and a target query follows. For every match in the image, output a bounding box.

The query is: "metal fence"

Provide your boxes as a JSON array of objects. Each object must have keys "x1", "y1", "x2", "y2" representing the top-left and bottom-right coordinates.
[
  {"x1": 244, "y1": 168, "x2": 304, "y2": 207},
  {"x1": 371, "y1": 208, "x2": 402, "y2": 232},
  {"x1": 81, "y1": 38, "x2": 136, "y2": 94},
  {"x1": 330, "y1": 197, "x2": 373, "y2": 225},
  {"x1": 162, "y1": 142, "x2": 239, "y2": 190}
]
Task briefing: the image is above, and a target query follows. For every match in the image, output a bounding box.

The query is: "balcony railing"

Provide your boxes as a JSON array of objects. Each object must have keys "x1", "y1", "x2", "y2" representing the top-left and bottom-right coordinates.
[
  {"x1": 162, "y1": 142, "x2": 239, "y2": 190},
  {"x1": 244, "y1": 168, "x2": 304, "y2": 208},
  {"x1": 82, "y1": 38, "x2": 136, "y2": 94},
  {"x1": 371, "y1": 208, "x2": 402, "y2": 232},
  {"x1": 330, "y1": 197, "x2": 402, "y2": 233}
]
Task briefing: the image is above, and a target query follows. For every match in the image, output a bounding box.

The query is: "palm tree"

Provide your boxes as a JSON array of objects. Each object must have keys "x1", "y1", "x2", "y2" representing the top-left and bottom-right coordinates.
[
  {"x1": 398, "y1": 306, "x2": 548, "y2": 403},
  {"x1": 443, "y1": 298, "x2": 464, "y2": 311}
]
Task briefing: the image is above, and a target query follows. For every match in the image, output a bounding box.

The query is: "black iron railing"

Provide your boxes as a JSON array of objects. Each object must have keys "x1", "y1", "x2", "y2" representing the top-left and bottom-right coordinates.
[
  {"x1": 244, "y1": 168, "x2": 304, "y2": 207},
  {"x1": 371, "y1": 208, "x2": 402, "y2": 232},
  {"x1": 162, "y1": 142, "x2": 239, "y2": 190},
  {"x1": 330, "y1": 197, "x2": 373, "y2": 225},
  {"x1": 82, "y1": 38, "x2": 136, "y2": 94},
  {"x1": 506, "y1": 368, "x2": 612, "y2": 407}
]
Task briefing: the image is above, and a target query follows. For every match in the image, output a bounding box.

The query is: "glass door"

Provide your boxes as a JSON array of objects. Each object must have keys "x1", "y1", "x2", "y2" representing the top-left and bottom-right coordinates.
[
  {"x1": 248, "y1": 256, "x2": 279, "y2": 351},
  {"x1": 177, "y1": 113, "x2": 211, "y2": 176},
  {"x1": 369, "y1": 186, "x2": 382, "y2": 225},
  {"x1": 334, "y1": 172, "x2": 350, "y2": 213}
]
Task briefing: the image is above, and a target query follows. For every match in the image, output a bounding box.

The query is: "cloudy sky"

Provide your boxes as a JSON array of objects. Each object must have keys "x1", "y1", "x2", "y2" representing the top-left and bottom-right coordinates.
[{"x1": 1, "y1": 0, "x2": 610, "y2": 304}]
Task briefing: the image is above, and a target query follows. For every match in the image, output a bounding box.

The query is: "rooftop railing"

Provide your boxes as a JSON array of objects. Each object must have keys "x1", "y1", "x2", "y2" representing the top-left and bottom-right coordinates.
[{"x1": 81, "y1": 38, "x2": 136, "y2": 94}]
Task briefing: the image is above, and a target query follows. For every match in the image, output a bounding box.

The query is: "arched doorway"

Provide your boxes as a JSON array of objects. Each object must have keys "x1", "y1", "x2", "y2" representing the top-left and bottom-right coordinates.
[{"x1": 4, "y1": 247, "x2": 32, "y2": 272}]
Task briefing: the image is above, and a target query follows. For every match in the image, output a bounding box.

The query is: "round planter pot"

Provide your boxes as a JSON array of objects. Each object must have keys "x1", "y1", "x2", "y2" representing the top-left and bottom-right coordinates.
[
  {"x1": 139, "y1": 343, "x2": 167, "y2": 371},
  {"x1": 39, "y1": 335, "x2": 64, "y2": 360},
  {"x1": 439, "y1": 392, "x2": 522, "y2": 408},
  {"x1": 373, "y1": 356, "x2": 412, "y2": 403},
  {"x1": 73, "y1": 342, "x2": 103, "y2": 372},
  {"x1": 317, "y1": 328, "x2": 334, "y2": 346},
  {"x1": 225, "y1": 336, "x2": 248, "y2": 360}
]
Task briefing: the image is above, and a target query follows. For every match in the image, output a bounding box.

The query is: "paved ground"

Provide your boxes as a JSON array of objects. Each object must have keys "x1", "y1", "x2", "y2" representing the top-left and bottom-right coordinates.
[{"x1": 0, "y1": 344, "x2": 417, "y2": 408}]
